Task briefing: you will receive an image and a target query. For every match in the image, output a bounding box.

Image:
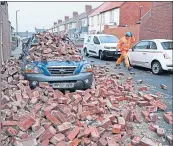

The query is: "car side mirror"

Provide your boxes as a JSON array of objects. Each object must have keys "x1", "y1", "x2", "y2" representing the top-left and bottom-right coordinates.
[{"x1": 132, "y1": 46, "x2": 135, "y2": 51}]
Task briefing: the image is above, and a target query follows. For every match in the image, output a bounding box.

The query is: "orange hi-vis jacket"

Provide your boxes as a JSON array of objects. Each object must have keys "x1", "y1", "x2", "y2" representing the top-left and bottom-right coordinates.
[{"x1": 117, "y1": 36, "x2": 135, "y2": 53}]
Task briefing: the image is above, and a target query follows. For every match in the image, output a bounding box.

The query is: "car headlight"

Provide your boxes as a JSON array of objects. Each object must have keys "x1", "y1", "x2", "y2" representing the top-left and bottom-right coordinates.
[
  {"x1": 25, "y1": 64, "x2": 41, "y2": 73},
  {"x1": 104, "y1": 46, "x2": 110, "y2": 49},
  {"x1": 81, "y1": 64, "x2": 92, "y2": 72}
]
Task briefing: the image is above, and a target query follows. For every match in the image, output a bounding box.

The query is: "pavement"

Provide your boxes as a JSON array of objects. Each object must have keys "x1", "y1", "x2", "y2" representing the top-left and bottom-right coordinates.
[
  {"x1": 83, "y1": 54, "x2": 173, "y2": 98},
  {"x1": 11, "y1": 42, "x2": 22, "y2": 58}
]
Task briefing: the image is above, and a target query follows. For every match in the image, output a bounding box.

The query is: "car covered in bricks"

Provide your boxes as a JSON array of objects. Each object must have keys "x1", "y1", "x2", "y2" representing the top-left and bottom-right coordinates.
[{"x1": 21, "y1": 32, "x2": 93, "y2": 90}]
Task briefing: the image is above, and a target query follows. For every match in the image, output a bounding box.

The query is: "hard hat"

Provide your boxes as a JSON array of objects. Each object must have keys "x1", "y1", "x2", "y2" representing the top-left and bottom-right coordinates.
[{"x1": 125, "y1": 32, "x2": 132, "y2": 37}]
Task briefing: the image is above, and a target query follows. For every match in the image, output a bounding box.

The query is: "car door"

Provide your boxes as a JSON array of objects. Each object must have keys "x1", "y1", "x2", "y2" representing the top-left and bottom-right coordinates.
[
  {"x1": 128, "y1": 41, "x2": 149, "y2": 67},
  {"x1": 92, "y1": 36, "x2": 101, "y2": 56},
  {"x1": 85, "y1": 36, "x2": 92, "y2": 55},
  {"x1": 142, "y1": 41, "x2": 158, "y2": 68}
]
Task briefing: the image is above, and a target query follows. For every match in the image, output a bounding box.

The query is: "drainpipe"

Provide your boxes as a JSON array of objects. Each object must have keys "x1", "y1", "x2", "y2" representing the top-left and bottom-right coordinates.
[
  {"x1": 100, "y1": 14, "x2": 102, "y2": 33},
  {"x1": 1, "y1": 19, "x2": 3, "y2": 62},
  {"x1": 139, "y1": 6, "x2": 143, "y2": 21}
]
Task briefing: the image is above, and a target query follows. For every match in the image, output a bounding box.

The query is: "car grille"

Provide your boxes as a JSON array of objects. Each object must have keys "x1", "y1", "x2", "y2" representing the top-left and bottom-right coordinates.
[
  {"x1": 47, "y1": 66, "x2": 76, "y2": 76},
  {"x1": 111, "y1": 47, "x2": 116, "y2": 49}
]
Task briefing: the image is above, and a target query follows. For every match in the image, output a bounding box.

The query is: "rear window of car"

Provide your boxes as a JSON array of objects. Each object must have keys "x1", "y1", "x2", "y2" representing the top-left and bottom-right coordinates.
[{"x1": 161, "y1": 41, "x2": 173, "y2": 50}]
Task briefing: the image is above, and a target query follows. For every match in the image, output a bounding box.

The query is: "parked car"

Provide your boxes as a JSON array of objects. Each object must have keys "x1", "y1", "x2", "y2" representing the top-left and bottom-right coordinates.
[
  {"x1": 128, "y1": 39, "x2": 173, "y2": 74},
  {"x1": 21, "y1": 36, "x2": 93, "y2": 91},
  {"x1": 83, "y1": 34, "x2": 120, "y2": 60}
]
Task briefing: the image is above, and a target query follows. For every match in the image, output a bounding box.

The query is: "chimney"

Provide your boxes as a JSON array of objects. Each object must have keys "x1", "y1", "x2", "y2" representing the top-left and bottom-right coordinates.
[
  {"x1": 58, "y1": 20, "x2": 62, "y2": 24},
  {"x1": 73, "y1": 11, "x2": 78, "y2": 18},
  {"x1": 65, "y1": 16, "x2": 69, "y2": 21},
  {"x1": 54, "y1": 22, "x2": 57, "y2": 26},
  {"x1": 85, "y1": 5, "x2": 92, "y2": 13}
]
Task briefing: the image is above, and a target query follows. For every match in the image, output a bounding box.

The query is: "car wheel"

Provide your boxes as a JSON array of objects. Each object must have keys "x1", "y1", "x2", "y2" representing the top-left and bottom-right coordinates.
[
  {"x1": 99, "y1": 51, "x2": 105, "y2": 60},
  {"x1": 151, "y1": 61, "x2": 163, "y2": 75},
  {"x1": 84, "y1": 48, "x2": 89, "y2": 56}
]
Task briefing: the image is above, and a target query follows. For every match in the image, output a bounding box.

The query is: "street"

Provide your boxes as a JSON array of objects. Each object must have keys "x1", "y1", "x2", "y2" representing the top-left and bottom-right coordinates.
[{"x1": 83, "y1": 54, "x2": 173, "y2": 98}]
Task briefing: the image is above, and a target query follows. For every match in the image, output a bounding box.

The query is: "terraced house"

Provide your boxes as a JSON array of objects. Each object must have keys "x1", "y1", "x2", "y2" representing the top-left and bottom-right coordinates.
[{"x1": 48, "y1": 5, "x2": 95, "y2": 40}]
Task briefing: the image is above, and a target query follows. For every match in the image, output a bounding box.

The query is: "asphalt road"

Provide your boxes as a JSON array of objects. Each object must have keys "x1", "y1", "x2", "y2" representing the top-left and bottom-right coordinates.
[{"x1": 83, "y1": 54, "x2": 173, "y2": 98}]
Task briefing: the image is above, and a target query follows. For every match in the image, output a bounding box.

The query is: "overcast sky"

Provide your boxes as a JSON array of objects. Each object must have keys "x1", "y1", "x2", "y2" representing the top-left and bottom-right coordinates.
[{"x1": 8, "y1": 2, "x2": 103, "y2": 32}]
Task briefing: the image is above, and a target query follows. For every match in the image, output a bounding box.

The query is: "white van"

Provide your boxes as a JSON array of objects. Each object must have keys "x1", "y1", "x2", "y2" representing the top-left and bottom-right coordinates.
[{"x1": 83, "y1": 34, "x2": 120, "y2": 60}]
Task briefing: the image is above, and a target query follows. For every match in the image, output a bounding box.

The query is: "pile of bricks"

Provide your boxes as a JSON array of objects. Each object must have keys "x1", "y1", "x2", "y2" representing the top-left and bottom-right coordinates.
[
  {"x1": 27, "y1": 32, "x2": 82, "y2": 62},
  {"x1": 1, "y1": 60, "x2": 172, "y2": 146}
]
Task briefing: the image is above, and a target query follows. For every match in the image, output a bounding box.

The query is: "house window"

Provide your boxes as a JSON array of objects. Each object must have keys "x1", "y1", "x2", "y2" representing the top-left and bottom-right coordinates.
[
  {"x1": 110, "y1": 10, "x2": 114, "y2": 22},
  {"x1": 97, "y1": 15, "x2": 100, "y2": 25},
  {"x1": 101, "y1": 13, "x2": 105, "y2": 24}
]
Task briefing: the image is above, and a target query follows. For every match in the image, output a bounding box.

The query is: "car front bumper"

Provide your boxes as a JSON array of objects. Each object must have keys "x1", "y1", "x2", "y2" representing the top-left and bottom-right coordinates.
[
  {"x1": 24, "y1": 72, "x2": 93, "y2": 90},
  {"x1": 103, "y1": 50, "x2": 121, "y2": 58}
]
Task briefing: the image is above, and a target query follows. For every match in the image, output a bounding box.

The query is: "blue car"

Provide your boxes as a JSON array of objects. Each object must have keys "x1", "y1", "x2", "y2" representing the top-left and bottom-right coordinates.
[{"x1": 21, "y1": 36, "x2": 93, "y2": 90}]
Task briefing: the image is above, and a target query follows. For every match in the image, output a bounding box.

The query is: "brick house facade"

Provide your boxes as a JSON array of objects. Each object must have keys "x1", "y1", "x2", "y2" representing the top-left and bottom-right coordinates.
[
  {"x1": 139, "y1": 2, "x2": 173, "y2": 40},
  {"x1": 120, "y1": 2, "x2": 152, "y2": 26}
]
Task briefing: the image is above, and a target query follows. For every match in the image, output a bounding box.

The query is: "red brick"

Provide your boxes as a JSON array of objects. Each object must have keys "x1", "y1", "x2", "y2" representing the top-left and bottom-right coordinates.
[
  {"x1": 140, "y1": 137, "x2": 158, "y2": 146},
  {"x1": 50, "y1": 133, "x2": 65, "y2": 145},
  {"x1": 82, "y1": 137, "x2": 91, "y2": 145},
  {"x1": 138, "y1": 86, "x2": 148, "y2": 91},
  {"x1": 137, "y1": 101, "x2": 149, "y2": 107},
  {"x1": 145, "y1": 106, "x2": 157, "y2": 113},
  {"x1": 83, "y1": 93, "x2": 91, "y2": 102},
  {"x1": 33, "y1": 90, "x2": 40, "y2": 98},
  {"x1": 98, "y1": 138, "x2": 108, "y2": 146},
  {"x1": 57, "y1": 122, "x2": 72, "y2": 132},
  {"x1": 56, "y1": 141, "x2": 66, "y2": 146},
  {"x1": 90, "y1": 126, "x2": 100, "y2": 141},
  {"x1": 32, "y1": 126, "x2": 46, "y2": 139},
  {"x1": 131, "y1": 136, "x2": 141, "y2": 145},
  {"x1": 106, "y1": 137, "x2": 118, "y2": 146},
  {"x1": 41, "y1": 139, "x2": 49, "y2": 146},
  {"x1": 18, "y1": 117, "x2": 35, "y2": 131},
  {"x1": 44, "y1": 111, "x2": 59, "y2": 125},
  {"x1": 58, "y1": 97, "x2": 68, "y2": 104},
  {"x1": 112, "y1": 124, "x2": 121, "y2": 134},
  {"x1": 2, "y1": 121, "x2": 17, "y2": 126},
  {"x1": 84, "y1": 127, "x2": 92, "y2": 137},
  {"x1": 7, "y1": 127, "x2": 18, "y2": 136},
  {"x1": 40, "y1": 129, "x2": 54, "y2": 142},
  {"x1": 156, "y1": 100, "x2": 167, "y2": 111},
  {"x1": 67, "y1": 126, "x2": 80, "y2": 141},
  {"x1": 101, "y1": 118, "x2": 111, "y2": 129},
  {"x1": 118, "y1": 117, "x2": 125, "y2": 128},
  {"x1": 69, "y1": 138, "x2": 81, "y2": 146},
  {"x1": 44, "y1": 103, "x2": 57, "y2": 112},
  {"x1": 148, "y1": 124, "x2": 159, "y2": 132},
  {"x1": 143, "y1": 94, "x2": 154, "y2": 102},
  {"x1": 141, "y1": 110, "x2": 149, "y2": 118},
  {"x1": 79, "y1": 111, "x2": 90, "y2": 120},
  {"x1": 157, "y1": 128, "x2": 165, "y2": 136},
  {"x1": 164, "y1": 112, "x2": 173, "y2": 124},
  {"x1": 22, "y1": 138, "x2": 38, "y2": 146}
]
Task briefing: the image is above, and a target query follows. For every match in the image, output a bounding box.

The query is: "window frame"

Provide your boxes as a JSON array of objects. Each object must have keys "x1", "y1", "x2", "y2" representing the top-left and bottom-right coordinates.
[
  {"x1": 133, "y1": 41, "x2": 150, "y2": 50},
  {"x1": 148, "y1": 41, "x2": 158, "y2": 50},
  {"x1": 93, "y1": 36, "x2": 100, "y2": 44}
]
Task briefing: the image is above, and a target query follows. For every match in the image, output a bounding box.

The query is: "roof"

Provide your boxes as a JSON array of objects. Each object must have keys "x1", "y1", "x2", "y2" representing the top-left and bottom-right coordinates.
[
  {"x1": 89, "y1": 2, "x2": 125, "y2": 17},
  {"x1": 140, "y1": 39, "x2": 173, "y2": 43},
  {"x1": 35, "y1": 28, "x2": 47, "y2": 33},
  {"x1": 53, "y1": 8, "x2": 96, "y2": 28}
]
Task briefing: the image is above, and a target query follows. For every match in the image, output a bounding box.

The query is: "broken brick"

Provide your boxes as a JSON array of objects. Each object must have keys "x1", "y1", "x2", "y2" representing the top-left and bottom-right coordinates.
[
  {"x1": 112, "y1": 124, "x2": 121, "y2": 134},
  {"x1": 67, "y1": 126, "x2": 80, "y2": 141}
]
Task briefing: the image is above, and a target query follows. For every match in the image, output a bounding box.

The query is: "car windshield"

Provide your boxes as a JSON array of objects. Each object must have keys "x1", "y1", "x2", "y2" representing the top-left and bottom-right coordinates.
[
  {"x1": 161, "y1": 41, "x2": 173, "y2": 50},
  {"x1": 99, "y1": 36, "x2": 118, "y2": 43}
]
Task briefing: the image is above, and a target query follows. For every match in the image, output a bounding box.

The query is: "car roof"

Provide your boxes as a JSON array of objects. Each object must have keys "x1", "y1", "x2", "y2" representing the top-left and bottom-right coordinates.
[{"x1": 140, "y1": 39, "x2": 173, "y2": 43}]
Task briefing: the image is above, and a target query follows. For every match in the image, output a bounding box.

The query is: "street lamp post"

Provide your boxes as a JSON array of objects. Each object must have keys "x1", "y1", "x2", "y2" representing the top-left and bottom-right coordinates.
[{"x1": 16, "y1": 10, "x2": 20, "y2": 47}]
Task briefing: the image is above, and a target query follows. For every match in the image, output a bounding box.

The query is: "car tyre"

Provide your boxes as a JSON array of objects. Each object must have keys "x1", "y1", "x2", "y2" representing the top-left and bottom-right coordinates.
[
  {"x1": 99, "y1": 51, "x2": 105, "y2": 60},
  {"x1": 84, "y1": 48, "x2": 89, "y2": 56},
  {"x1": 151, "y1": 61, "x2": 163, "y2": 75}
]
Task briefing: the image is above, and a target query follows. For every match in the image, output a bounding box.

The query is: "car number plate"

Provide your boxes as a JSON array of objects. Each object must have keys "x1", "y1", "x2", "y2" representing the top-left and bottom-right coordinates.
[
  {"x1": 115, "y1": 52, "x2": 120, "y2": 54},
  {"x1": 52, "y1": 83, "x2": 74, "y2": 88}
]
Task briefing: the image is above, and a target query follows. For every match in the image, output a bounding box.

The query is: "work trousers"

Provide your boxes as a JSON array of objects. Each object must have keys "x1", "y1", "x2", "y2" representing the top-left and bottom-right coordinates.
[{"x1": 116, "y1": 51, "x2": 130, "y2": 68}]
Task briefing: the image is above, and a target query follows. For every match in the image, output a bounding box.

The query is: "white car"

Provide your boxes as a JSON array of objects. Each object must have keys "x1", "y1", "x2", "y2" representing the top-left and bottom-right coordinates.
[
  {"x1": 128, "y1": 39, "x2": 173, "y2": 74},
  {"x1": 83, "y1": 34, "x2": 120, "y2": 60}
]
